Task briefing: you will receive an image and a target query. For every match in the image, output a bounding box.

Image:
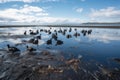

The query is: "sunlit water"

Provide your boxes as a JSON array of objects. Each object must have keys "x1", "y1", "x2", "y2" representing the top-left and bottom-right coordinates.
[{"x1": 0, "y1": 26, "x2": 120, "y2": 71}]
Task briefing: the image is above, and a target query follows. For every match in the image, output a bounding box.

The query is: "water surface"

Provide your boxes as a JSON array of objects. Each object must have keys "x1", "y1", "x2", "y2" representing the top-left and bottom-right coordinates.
[{"x1": 0, "y1": 26, "x2": 120, "y2": 71}]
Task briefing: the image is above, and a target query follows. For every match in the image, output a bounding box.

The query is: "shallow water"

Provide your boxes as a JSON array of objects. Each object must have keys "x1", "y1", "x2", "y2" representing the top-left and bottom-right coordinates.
[{"x1": 0, "y1": 26, "x2": 120, "y2": 71}]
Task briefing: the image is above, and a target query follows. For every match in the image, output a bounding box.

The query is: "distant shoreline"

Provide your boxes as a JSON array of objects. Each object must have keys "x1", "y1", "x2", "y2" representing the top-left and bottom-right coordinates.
[{"x1": 0, "y1": 25, "x2": 120, "y2": 28}]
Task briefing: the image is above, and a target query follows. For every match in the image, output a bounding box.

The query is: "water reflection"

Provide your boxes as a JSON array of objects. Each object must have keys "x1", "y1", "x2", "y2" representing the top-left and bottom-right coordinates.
[
  {"x1": 0, "y1": 27, "x2": 120, "y2": 67},
  {"x1": 88, "y1": 30, "x2": 120, "y2": 43},
  {"x1": 0, "y1": 27, "x2": 120, "y2": 49},
  {"x1": 0, "y1": 27, "x2": 120, "y2": 46}
]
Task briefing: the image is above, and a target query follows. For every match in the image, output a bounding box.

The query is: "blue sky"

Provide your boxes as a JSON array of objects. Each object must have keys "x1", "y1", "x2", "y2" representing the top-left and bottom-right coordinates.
[{"x1": 0, "y1": 0, "x2": 120, "y2": 24}]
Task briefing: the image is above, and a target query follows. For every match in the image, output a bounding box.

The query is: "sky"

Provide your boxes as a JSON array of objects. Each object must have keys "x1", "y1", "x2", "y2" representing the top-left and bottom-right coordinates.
[{"x1": 0, "y1": 0, "x2": 120, "y2": 25}]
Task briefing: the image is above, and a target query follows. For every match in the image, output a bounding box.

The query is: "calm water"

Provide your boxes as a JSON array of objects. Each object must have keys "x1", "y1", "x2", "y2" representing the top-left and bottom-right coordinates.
[{"x1": 0, "y1": 26, "x2": 120, "y2": 71}]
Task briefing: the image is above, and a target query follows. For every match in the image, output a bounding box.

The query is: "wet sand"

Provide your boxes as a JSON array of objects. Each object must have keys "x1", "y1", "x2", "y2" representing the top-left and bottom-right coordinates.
[{"x1": 0, "y1": 48, "x2": 120, "y2": 80}]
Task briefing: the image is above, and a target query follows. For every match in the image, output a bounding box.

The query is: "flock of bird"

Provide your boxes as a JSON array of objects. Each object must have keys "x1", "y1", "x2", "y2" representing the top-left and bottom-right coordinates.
[{"x1": 7, "y1": 27, "x2": 92, "y2": 54}]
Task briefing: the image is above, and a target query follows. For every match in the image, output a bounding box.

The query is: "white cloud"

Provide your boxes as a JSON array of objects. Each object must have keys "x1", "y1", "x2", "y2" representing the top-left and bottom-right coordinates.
[
  {"x1": 0, "y1": 5, "x2": 83, "y2": 24},
  {"x1": 0, "y1": 0, "x2": 59, "y2": 3},
  {"x1": 90, "y1": 7, "x2": 120, "y2": 22},
  {"x1": 20, "y1": 4, "x2": 44, "y2": 14},
  {"x1": 76, "y1": 8, "x2": 83, "y2": 13},
  {"x1": 0, "y1": 4, "x2": 47, "y2": 16},
  {"x1": 0, "y1": 5, "x2": 48, "y2": 22}
]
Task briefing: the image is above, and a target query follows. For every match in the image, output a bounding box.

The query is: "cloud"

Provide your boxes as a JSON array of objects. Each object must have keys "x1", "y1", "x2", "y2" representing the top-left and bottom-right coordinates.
[
  {"x1": 0, "y1": 5, "x2": 48, "y2": 22},
  {"x1": 76, "y1": 8, "x2": 83, "y2": 13},
  {"x1": 90, "y1": 7, "x2": 120, "y2": 22},
  {"x1": 0, "y1": 0, "x2": 59, "y2": 3},
  {"x1": 0, "y1": 4, "x2": 47, "y2": 16},
  {"x1": 0, "y1": 5, "x2": 83, "y2": 24}
]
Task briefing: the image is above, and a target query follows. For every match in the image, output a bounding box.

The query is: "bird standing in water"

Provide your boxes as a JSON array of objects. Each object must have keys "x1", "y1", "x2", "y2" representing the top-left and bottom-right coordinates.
[
  {"x1": 46, "y1": 38, "x2": 52, "y2": 45},
  {"x1": 24, "y1": 31, "x2": 27, "y2": 35},
  {"x1": 7, "y1": 44, "x2": 20, "y2": 54},
  {"x1": 56, "y1": 40, "x2": 63, "y2": 46},
  {"x1": 33, "y1": 38, "x2": 39, "y2": 45},
  {"x1": 26, "y1": 46, "x2": 36, "y2": 52}
]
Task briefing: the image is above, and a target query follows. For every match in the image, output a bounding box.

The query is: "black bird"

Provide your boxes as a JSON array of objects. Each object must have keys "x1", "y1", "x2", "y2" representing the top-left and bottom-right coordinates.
[
  {"x1": 54, "y1": 30, "x2": 57, "y2": 32},
  {"x1": 28, "y1": 38, "x2": 35, "y2": 43},
  {"x1": 24, "y1": 31, "x2": 27, "y2": 35},
  {"x1": 46, "y1": 39, "x2": 52, "y2": 45},
  {"x1": 83, "y1": 32, "x2": 86, "y2": 36},
  {"x1": 36, "y1": 30, "x2": 39, "y2": 34},
  {"x1": 55, "y1": 32, "x2": 57, "y2": 36},
  {"x1": 62, "y1": 30, "x2": 66, "y2": 35},
  {"x1": 58, "y1": 28, "x2": 62, "y2": 33},
  {"x1": 81, "y1": 30, "x2": 87, "y2": 36},
  {"x1": 52, "y1": 33, "x2": 58, "y2": 40},
  {"x1": 66, "y1": 34, "x2": 72, "y2": 39},
  {"x1": 7, "y1": 44, "x2": 20, "y2": 53},
  {"x1": 40, "y1": 29, "x2": 43, "y2": 32},
  {"x1": 29, "y1": 30, "x2": 33, "y2": 34},
  {"x1": 81, "y1": 30, "x2": 85, "y2": 33},
  {"x1": 29, "y1": 30, "x2": 37, "y2": 35},
  {"x1": 88, "y1": 30, "x2": 92, "y2": 34},
  {"x1": 44, "y1": 29, "x2": 48, "y2": 33},
  {"x1": 48, "y1": 31, "x2": 51, "y2": 34},
  {"x1": 26, "y1": 46, "x2": 36, "y2": 52},
  {"x1": 74, "y1": 28, "x2": 77, "y2": 31},
  {"x1": 56, "y1": 40, "x2": 63, "y2": 46},
  {"x1": 36, "y1": 34, "x2": 41, "y2": 39},
  {"x1": 81, "y1": 30, "x2": 87, "y2": 33},
  {"x1": 33, "y1": 38, "x2": 39, "y2": 45},
  {"x1": 48, "y1": 30, "x2": 51, "y2": 34},
  {"x1": 74, "y1": 32, "x2": 80, "y2": 38},
  {"x1": 69, "y1": 28, "x2": 72, "y2": 32}
]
